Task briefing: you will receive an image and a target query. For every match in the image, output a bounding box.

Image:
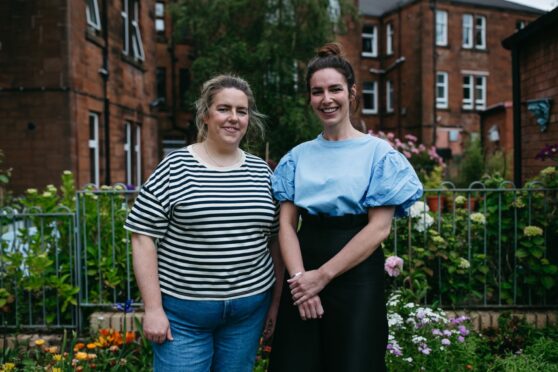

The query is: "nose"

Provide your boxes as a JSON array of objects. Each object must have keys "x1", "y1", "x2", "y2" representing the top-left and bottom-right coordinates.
[
  {"x1": 322, "y1": 91, "x2": 333, "y2": 103},
  {"x1": 229, "y1": 110, "x2": 239, "y2": 122}
]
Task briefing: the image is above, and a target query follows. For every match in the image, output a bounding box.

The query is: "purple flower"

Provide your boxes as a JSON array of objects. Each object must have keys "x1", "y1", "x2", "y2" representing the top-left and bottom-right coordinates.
[
  {"x1": 384, "y1": 256, "x2": 404, "y2": 277},
  {"x1": 441, "y1": 338, "x2": 451, "y2": 346},
  {"x1": 535, "y1": 144, "x2": 558, "y2": 162},
  {"x1": 458, "y1": 325, "x2": 470, "y2": 336},
  {"x1": 432, "y1": 328, "x2": 443, "y2": 336},
  {"x1": 113, "y1": 299, "x2": 133, "y2": 313},
  {"x1": 443, "y1": 330, "x2": 452, "y2": 337},
  {"x1": 458, "y1": 336, "x2": 465, "y2": 343}
]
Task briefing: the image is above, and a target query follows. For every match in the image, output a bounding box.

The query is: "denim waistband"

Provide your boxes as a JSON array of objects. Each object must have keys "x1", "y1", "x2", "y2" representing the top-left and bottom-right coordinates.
[{"x1": 299, "y1": 209, "x2": 368, "y2": 229}]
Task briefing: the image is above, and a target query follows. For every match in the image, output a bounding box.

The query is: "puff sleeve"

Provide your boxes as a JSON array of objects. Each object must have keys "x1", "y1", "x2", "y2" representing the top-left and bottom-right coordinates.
[
  {"x1": 362, "y1": 150, "x2": 423, "y2": 218},
  {"x1": 271, "y1": 151, "x2": 296, "y2": 202}
]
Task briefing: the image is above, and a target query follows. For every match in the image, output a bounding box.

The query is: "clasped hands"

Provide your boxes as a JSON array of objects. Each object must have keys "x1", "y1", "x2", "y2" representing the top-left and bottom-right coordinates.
[{"x1": 287, "y1": 269, "x2": 328, "y2": 321}]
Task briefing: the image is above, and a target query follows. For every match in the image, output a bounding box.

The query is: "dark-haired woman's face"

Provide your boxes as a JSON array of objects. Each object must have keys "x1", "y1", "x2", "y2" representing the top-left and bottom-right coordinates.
[{"x1": 309, "y1": 68, "x2": 353, "y2": 129}]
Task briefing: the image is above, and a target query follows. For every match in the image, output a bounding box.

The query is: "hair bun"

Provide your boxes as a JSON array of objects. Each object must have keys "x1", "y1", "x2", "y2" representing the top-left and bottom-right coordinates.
[{"x1": 317, "y1": 42, "x2": 343, "y2": 58}]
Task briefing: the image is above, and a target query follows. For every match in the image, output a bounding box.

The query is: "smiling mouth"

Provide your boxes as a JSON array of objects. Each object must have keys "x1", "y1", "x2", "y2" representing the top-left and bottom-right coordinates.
[
  {"x1": 320, "y1": 107, "x2": 339, "y2": 114},
  {"x1": 222, "y1": 127, "x2": 240, "y2": 133}
]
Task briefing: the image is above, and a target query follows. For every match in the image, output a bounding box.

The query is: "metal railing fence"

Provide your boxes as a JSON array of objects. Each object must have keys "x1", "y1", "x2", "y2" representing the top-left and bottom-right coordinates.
[{"x1": 0, "y1": 182, "x2": 556, "y2": 330}]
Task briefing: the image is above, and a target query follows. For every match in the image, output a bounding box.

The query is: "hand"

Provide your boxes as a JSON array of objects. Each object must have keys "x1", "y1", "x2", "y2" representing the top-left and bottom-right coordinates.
[
  {"x1": 296, "y1": 295, "x2": 324, "y2": 321},
  {"x1": 288, "y1": 270, "x2": 329, "y2": 306},
  {"x1": 262, "y1": 296, "x2": 280, "y2": 340},
  {"x1": 142, "y1": 307, "x2": 173, "y2": 344}
]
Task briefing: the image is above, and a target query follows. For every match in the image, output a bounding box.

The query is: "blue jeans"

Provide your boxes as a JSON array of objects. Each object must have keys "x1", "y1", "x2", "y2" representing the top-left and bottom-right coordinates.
[{"x1": 153, "y1": 290, "x2": 271, "y2": 372}]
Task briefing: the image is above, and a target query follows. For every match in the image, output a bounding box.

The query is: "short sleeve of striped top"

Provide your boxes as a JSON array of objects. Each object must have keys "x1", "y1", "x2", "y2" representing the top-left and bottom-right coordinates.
[{"x1": 124, "y1": 146, "x2": 279, "y2": 301}]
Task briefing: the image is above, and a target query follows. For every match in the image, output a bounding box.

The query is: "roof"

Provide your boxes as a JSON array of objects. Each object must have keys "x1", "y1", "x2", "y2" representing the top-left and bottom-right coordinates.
[
  {"x1": 359, "y1": 0, "x2": 545, "y2": 17},
  {"x1": 503, "y1": 6, "x2": 558, "y2": 49}
]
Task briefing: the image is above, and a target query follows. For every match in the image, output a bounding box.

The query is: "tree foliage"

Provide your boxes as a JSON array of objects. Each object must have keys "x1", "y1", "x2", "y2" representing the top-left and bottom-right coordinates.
[{"x1": 171, "y1": 0, "x2": 356, "y2": 160}]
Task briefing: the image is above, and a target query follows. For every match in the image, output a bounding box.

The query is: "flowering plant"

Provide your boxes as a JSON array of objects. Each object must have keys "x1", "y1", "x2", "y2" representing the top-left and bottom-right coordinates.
[
  {"x1": 371, "y1": 131, "x2": 445, "y2": 183},
  {"x1": 385, "y1": 292, "x2": 477, "y2": 371}
]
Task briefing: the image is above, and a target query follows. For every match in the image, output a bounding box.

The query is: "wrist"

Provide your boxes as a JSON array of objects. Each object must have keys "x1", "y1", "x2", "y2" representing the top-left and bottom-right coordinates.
[{"x1": 318, "y1": 266, "x2": 334, "y2": 282}]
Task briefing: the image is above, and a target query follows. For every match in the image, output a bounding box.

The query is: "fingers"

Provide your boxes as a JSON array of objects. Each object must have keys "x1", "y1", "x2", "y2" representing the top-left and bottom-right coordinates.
[
  {"x1": 166, "y1": 327, "x2": 174, "y2": 341},
  {"x1": 296, "y1": 296, "x2": 324, "y2": 321}
]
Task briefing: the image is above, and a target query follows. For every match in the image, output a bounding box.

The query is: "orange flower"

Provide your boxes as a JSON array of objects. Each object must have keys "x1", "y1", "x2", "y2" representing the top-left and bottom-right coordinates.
[
  {"x1": 87, "y1": 353, "x2": 97, "y2": 360},
  {"x1": 264, "y1": 346, "x2": 272, "y2": 353},
  {"x1": 47, "y1": 346, "x2": 58, "y2": 354},
  {"x1": 86, "y1": 343, "x2": 96, "y2": 350},
  {"x1": 74, "y1": 342, "x2": 85, "y2": 351},
  {"x1": 125, "y1": 331, "x2": 135, "y2": 344},
  {"x1": 466, "y1": 365, "x2": 473, "y2": 370},
  {"x1": 75, "y1": 352, "x2": 88, "y2": 360},
  {"x1": 99, "y1": 329, "x2": 111, "y2": 337}
]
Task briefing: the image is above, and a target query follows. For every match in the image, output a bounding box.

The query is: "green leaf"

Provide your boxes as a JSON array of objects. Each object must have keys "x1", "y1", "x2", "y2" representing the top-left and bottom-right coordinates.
[
  {"x1": 541, "y1": 276, "x2": 555, "y2": 289},
  {"x1": 516, "y1": 249, "x2": 528, "y2": 258}
]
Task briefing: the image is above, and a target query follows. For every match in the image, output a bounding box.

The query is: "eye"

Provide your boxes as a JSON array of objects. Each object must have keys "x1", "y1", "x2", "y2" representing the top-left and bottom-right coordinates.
[{"x1": 237, "y1": 109, "x2": 248, "y2": 116}]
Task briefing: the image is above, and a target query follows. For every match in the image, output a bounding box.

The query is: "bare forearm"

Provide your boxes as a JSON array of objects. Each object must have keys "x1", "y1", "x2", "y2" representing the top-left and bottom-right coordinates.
[
  {"x1": 319, "y1": 207, "x2": 394, "y2": 281},
  {"x1": 278, "y1": 202, "x2": 305, "y2": 277},
  {"x1": 131, "y1": 233, "x2": 163, "y2": 311}
]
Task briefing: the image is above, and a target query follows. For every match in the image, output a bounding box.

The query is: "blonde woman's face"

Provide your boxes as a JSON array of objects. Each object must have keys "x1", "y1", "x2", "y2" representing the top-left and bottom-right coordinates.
[{"x1": 204, "y1": 88, "x2": 249, "y2": 147}]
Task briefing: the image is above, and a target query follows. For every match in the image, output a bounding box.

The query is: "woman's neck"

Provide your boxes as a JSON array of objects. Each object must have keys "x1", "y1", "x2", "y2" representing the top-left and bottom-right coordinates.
[
  {"x1": 322, "y1": 122, "x2": 364, "y2": 141},
  {"x1": 197, "y1": 139, "x2": 241, "y2": 167}
]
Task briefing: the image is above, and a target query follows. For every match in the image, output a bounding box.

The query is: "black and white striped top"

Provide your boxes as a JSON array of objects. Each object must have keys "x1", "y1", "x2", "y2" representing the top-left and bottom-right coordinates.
[{"x1": 125, "y1": 145, "x2": 278, "y2": 300}]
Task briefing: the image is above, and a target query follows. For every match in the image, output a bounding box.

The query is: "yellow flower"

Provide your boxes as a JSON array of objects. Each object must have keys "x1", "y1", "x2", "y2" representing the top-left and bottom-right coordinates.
[
  {"x1": 52, "y1": 368, "x2": 62, "y2": 372},
  {"x1": 541, "y1": 166, "x2": 556, "y2": 176},
  {"x1": 53, "y1": 354, "x2": 63, "y2": 361},
  {"x1": 86, "y1": 343, "x2": 96, "y2": 350},
  {"x1": 34, "y1": 339, "x2": 46, "y2": 346},
  {"x1": 2, "y1": 363, "x2": 15, "y2": 371},
  {"x1": 47, "y1": 346, "x2": 58, "y2": 353},
  {"x1": 470, "y1": 212, "x2": 486, "y2": 225},
  {"x1": 75, "y1": 352, "x2": 88, "y2": 360},
  {"x1": 524, "y1": 225, "x2": 543, "y2": 237}
]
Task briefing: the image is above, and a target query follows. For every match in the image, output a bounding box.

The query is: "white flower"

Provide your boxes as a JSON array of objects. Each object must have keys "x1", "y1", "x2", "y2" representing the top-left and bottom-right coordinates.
[
  {"x1": 404, "y1": 357, "x2": 413, "y2": 363},
  {"x1": 412, "y1": 335, "x2": 427, "y2": 344},
  {"x1": 470, "y1": 212, "x2": 486, "y2": 225},
  {"x1": 458, "y1": 258, "x2": 470, "y2": 269},
  {"x1": 410, "y1": 201, "x2": 429, "y2": 217},
  {"x1": 414, "y1": 213, "x2": 434, "y2": 232},
  {"x1": 388, "y1": 313, "x2": 405, "y2": 327}
]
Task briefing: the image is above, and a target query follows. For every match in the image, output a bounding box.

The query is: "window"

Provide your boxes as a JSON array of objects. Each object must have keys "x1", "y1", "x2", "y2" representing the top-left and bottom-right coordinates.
[
  {"x1": 386, "y1": 23, "x2": 394, "y2": 55},
  {"x1": 462, "y1": 74, "x2": 486, "y2": 110},
  {"x1": 162, "y1": 138, "x2": 187, "y2": 158},
  {"x1": 516, "y1": 20, "x2": 526, "y2": 31},
  {"x1": 362, "y1": 25, "x2": 378, "y2": 57},
  {"x1": 88, "y1": 113, "x2": 100, "y2": 186},
  {"x1": 362, "y1": 81, "x2": 378, "y2": 114},
  {"x1": 155, "y1": 2, "x2": 165, "y2": 34},
  {"x1": 436, "y1": 10, "x2": 448, "y2": 46},
  {"x1": 122, "y1": 0, "x2": 145, "y2": 61},
  {"x1": 475, "y1": 16, "x2": 486, "y2": 49},
  {"x1": 463, "y1": 14, "x2": 486, "y2": 49},
  {"x1": 328, "y1": 0, "x2": 340, "y2": 23},
  {"x1": 86, "y1": 0, "x2": 101, "y2": 31},
  {"x1": 462, "y1": 14, "x2": 473, "y2": 48},
  {"x1": 156, "y1": 67, "x2": 166, "y2": 104},
  {"x1": 386, "y1": 80, "x2": 394, "y2": 113},
  {"x1": 436, "y1": 72, "x2": 448, "y2": 109},
  {"x1": 124, "y1": 122, "x2": 142, "y2": 186}
]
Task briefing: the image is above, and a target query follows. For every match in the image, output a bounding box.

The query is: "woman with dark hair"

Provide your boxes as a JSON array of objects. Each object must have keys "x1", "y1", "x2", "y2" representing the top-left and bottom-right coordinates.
[
  {"x1": 125, "y1": 74, "x2": 283, "y2": 372},
  {"x1": 268, "y1": 43, "x2": 423, "y2": 371}
]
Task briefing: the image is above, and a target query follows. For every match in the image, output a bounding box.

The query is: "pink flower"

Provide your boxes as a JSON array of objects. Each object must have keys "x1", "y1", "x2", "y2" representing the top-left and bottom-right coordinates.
[{"x1": 385, "y1": 256, "x2": 404, "y2": 277}]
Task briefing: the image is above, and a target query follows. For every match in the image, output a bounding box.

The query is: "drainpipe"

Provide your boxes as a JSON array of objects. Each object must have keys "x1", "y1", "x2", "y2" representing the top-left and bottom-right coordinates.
[
  {"x1": 430, "y1": 0, "x2": 437, "y2": 146},
  {"x1": 100, "y1": 0, "x2": 111, "y2": 185},
  {"x1": 511, "y1": 47, "x2": 522, "y2": 187}
]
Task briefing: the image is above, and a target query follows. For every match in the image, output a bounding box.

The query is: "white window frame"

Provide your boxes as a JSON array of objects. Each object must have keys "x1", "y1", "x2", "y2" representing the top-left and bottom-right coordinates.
[
  {"x1": 462, "y1": 14, "x2": 473, "y2": 48},
  {"x1": 86, "y1": 0, "x2": 101, "y2": 31},
  {"x1": 328, "y1": 0, "x2": 341, "y2": 23},
  {"x1": 131, "y1": 1, "x2": 145, "y2": 61},
  {"x1": 125, "y1": 122, "x2": 142, "y2": 186},
  {"x1": 386, "y1": 80, "x2": 394, "y2": 113},
  {"x1": 386, "y1": 23, "x2": 394, "y2": 55},
  {"x1": 436, "y1": 10, "x2": 448, "y2": 46},
  {"x1": 362, "y1": 81, "x2": 378, "y2": 114},
  {"x1": 474, "y1": 75, "x2": 486, "y2": 110},
  {"x1": 121, "y1": 0, "x2": 129, "y2": 55},
  {"x1": 436, "y1": 72, "x2": 448, "y2": 109},
  {"x1": 362, "y1": 25, "x2": 378, "y2": 57},
  {"x1": 124, "y1": 122, "x2": 132, "y2": 185},
  {"x1": 462, "y1": 75, "x2": 473, "y2": 110},
  {"x1": 88, "y1": 113, "x2": 100, "y2": 186},
  {"x1": 135, "y1": 125, "x2": 142, "y2": 185},
  {"x1": 155, "y1": 2, "x2": 165, "y2": 33},
  {"x1": 475, "y1": 15, "x2": 486, "y2": 49},
  {"x1": 462, "y1": 74, "x2": 487, "y2": 110}
]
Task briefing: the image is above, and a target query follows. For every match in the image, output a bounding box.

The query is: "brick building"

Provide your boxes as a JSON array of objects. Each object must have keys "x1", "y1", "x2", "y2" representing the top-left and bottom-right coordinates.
[
  {"x1": 340, "y1": 0, "x2": 543, "y2": 159},
  {"x1": 503, "y1": 6, "x2": 558, "y2": 185},
  {"x1": 0, "y1": 0, "x2": 164, "y2": 194}
]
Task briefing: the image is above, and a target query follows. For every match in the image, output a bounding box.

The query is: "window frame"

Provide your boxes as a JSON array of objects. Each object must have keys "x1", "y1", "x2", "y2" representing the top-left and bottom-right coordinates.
[
  {"x1": 86, "y1": 0, "x2": 102, "y2": 31},
  {"x1": 474, "y1": 15, "x2": 486, "y2": 49},
  {"x1": 474, "y1": 75, "x2": 486, "y2": 110},
  {"x1": 436, "y1": 10, "x2": 448, "y2": 46},
  {"x1": 462, "y1": 14, "x2": 473, "y2": 48},
  {"x1": 88, "y1": 112, "x2": 100, "y2": 186},
  {"x1": 386, "y1": 22, "x2": 394, "y2": 56},
  {"x1": 122, "y1": 0, "x2": 145, "y2": 61},
  {"x1": 155, "y1": 1, "x2": 165, "y2": 34},
  {"x1": 361, "y1": 25, "x2": 378, "y2": 58},
  {"x1": 362, "y1": 81, "x2": 378, "y2": 114},
  {"x1": 124, "y1": 122, "x2": 142, "y2": 186},
  {"x1": 462, "y1": 74, "x2": 487, "y2": 110},
  {"x1": 436, "y1": 72, "x2": 449, "y2": 109}
]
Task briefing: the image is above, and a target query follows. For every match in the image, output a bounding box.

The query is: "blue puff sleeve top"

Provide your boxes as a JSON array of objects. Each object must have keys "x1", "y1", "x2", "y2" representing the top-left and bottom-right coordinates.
[{"x1": 271, "y1": 134, "x2": 423, "y2": 218}]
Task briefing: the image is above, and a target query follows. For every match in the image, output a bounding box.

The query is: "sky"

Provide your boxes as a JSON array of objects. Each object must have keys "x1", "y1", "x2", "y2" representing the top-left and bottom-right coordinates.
[{"x1": 507, "y1": 0, "x2": 557, "y2": 11}]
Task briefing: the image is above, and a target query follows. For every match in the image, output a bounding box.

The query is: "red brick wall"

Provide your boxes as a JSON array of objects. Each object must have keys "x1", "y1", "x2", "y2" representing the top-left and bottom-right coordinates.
[
  {"x1": 519, "y1": 26, "x2": 558, "y2": 181},
  {"x1": 0, "y1": 0, "x2": 160, "y2": 194}
]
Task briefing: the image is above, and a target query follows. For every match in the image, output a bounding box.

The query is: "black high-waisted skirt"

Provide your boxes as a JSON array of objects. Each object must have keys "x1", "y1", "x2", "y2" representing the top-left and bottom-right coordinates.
[{"x1": 268, "y1": 210, "x2": 388, "y2": 372}]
